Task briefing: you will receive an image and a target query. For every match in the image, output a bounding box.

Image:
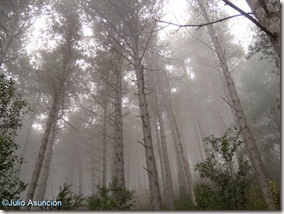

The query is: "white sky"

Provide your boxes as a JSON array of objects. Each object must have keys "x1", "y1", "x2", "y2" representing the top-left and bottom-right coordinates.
[
  {"x1": 162, "y1": 0, "x2": 254, "y2": 51},
  {"x1": 26, "y1": 0, "x2": 277, "y2": 56}
]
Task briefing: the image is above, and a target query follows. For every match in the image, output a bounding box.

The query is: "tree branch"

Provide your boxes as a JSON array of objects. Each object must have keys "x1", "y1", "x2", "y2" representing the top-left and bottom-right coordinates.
[
  {"x1": 137, "y1": 140, "x2": 146, "y2": 147},
  {"x1": 221, "y1": 96, "x2": 238, "y2": 112},
  {"x1": 221, "y1": 0, "x2": 275, "y2": 38},
  {"x1": 156, "y1": 13, "x2": 253, "y2": 31},
  {"x1": 142, "y1": 166, "x2": 151, "y2": 174}
]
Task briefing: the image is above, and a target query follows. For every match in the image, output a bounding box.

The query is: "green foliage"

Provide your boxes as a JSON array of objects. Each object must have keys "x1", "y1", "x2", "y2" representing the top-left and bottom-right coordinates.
[
  {"x1": 87, "y1": 179, "x2": 136, "y2": 210},
  {"x1": 268, "y1": 180, "x2": 280, "y2": 209},
  {"x1": 246, "y1": 182, "x2": 266, "y2": 210},
  {"x1": 194, "y1": 183, "x2": 220, "y2": 210},
  {"x1": 194, "y1": 128, "x2": 252, "y2": 210},
  {"x1": 174, "y1": 190, "x2": 194, "y2": 210},
  {"x1": 0, "y1": 74, "x2": 29, "y2": 210},
  {"x1": 52, "y1": 183, "x2": 84, "y2": 210}
]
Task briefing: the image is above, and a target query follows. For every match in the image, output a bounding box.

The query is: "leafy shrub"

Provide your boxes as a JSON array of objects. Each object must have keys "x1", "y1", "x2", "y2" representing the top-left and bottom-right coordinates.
[
  {"x1": 87, "y1": 179, "x2": 136, "y2": 210},
  {"x1": 174, "y1": 190, "x2": 194, "y2": 210},
  {"x1": 0, "y1": 74, "x2": 29, "y2": 210},
  {"x1": 246, "y1": 182, "x2": 266, "y2": 210},
  {"x1": 194, "y1": 128, "x2": 252, "y2": 210},
  {"x1": 193, "y1": 183, "x2": 220, "y2": 210},
  {"x1": 51, "y1": 183, "x2": 84, "y2": 210},
  {"x1": 268, "y1": 180, "x2": 280, "y2": 209}
]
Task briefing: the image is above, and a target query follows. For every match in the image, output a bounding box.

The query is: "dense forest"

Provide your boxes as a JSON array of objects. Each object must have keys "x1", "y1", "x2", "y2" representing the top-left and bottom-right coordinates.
[{"x1": 0, "y1": 0, "x2": 280, "y2": 211}]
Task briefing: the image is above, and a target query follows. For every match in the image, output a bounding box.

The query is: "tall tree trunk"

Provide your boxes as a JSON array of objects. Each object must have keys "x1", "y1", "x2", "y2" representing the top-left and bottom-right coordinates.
[
  {"x1": 102, "y1": 105, "x2": 107, "y2": 187},
  {"x1": 134, "y1": 55, "x2": 161, "y2": 210},
  {"x1": 113, "y1": 66, "x2": 125, "y2": 188},
  {"x1": 245, "y1": 0, "x2": 280, "y2": 56},
  {"x1": 35, "y1": 122, "x2": 58, "y2": 201},
  {"x1": 156, "y1": 111, "x2": 174, "y2": 208},
  {"x1": 0, "y1": 37, "x2": 13, "y2": 68},
  {"x1": 197, "y1": 0, "x2": 276, "y2": 210},
  {"x1": 153, "y1": 116, "x2": 166, "y2": 198},
  {"x1": 153, "y1": 71, "x2": 174, "y2": 208},
  {"x1": 182, "y1": 65, "x2": 207, "y2": 160},
  {"x1": 25, "y1": 96, "x2": 59, "y2": 209},
  {"x1": 15, "y1": 94, "x2": 40, "y2": 182},
  {"x1": 78, "y1": 139, "x2": 83, "y2": 195},
  {"x1": 91, "y1": 160, "x2": 96, "y2": 195},
  {"x1": 164, "y1": 73, "x2": 196, "y2": 203},
  {"x1": 166, "y1": 109, "x2": 188, "y2": 193}
]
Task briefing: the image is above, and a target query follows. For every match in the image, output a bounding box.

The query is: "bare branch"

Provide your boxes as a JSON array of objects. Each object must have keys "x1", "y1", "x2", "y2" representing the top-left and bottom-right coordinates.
[
  {"x1": 221, "y1": 96, "x2": 238, "y2": 112},
  {"x1": 137, "y1": 140, "x2": 146, "y2": 147},
  {"x1": 142, "y1": 166, "x2": 151, "y2": 174},
  {"x1": 156, "y1": 13, "x2": 253, "y2": 31},
  {"x1": 221, "y1": 0, "x2": 276, "y2": 38},
  {"x1": 60, "y1": 117, "x2": 78, "y2": 132}
]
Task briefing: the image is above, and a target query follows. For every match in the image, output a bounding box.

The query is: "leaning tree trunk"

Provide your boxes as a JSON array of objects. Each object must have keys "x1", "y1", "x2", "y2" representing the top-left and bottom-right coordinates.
[
  {"x1": 91, "y1": 159, "x2": 96, "y2": 195},
  {"x1": 78, "y1": 139, "x2": 83, "y2": 195},
  {"x1": 113, "y1": 65, "x2": 125, "y2": 188},
  {"x1": 246, "y1": 0, "x2": 280, "y2": 56},
  {"x1": 156, "y1": 111, "x2": 175, "y2": 209},
  {"x1": 134, "y1": 54, "x2": 161, "y2": 210},
  {"x1": 35, "y1": 122, "x2": 58, "y2": 201},
  {"x1": 164, "y1": 72, "x2": 196, "y2": 203},
  {"x1": 198, "y1": 0, "x2": 276, "y2": 210},
  {"x1": 153, "y1": 71, "x2": 174, "y2": 209},
  {"x1": 15, "y1": 94, "x2": 40, "y2": 183},
  {"x1": 182, "y1": 64, "x2": 207, "y2": 160},
  {"x1": 153, "y1": 115, "x2": 167, "y2": 198},
  {"x1": 167, "y1": 112, "x2": 188, "y2": 193},
  {"x1": 25, "y1": 96, "x2": 59, "y2": 209},
  {"x1": 0, "y1": 37, "x2": 13, "y2": 68},
  {"x1": 102, "y1": 100, "x2": 108, "y2": 187}
]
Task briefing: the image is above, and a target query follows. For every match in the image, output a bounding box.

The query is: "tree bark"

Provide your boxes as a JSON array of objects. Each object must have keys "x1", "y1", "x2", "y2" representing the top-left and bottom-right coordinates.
[
  {"x1": 164, "y1": 73, "x2": 196, "y2": 203},
  {"x1": 166, "y1": 109, "x2": 188, "y2": 193},
  {"x1": 197, "y1": 0, "x2": 276, "y2": 210},
  {"x1": 78, "y1": 139, "x2": 83, "y2": 195},
  {"x1": 35, "y1": 122, "x2": 58, "y2": 201},
  {"x1": 113, "y1": 65, "x2": 125, "y2": 188},
  {"x1": 153, "y1": 116, "x2": 167, "y2": 198},
  {"x1": 134, "y1": 56, "x2": 161, "y2": 210},
  {"x1": 25, "y1": 96, "x2": 59, "y2": 209},
  {"x1": 15, "y1": 94, "x2": 40, "y2": 182},
  {"x1": 245, "y1": 0, "x2": 280, "y2": 56},
  {"x1": 153, "y1": 71, "x2": 174, "y2": 208},
  {"x1": 182, "y1": 65, "x2": 207, "y2": 160},
  {"x1": 102, "y1": 102, "x2": 107, "y2": 187}
]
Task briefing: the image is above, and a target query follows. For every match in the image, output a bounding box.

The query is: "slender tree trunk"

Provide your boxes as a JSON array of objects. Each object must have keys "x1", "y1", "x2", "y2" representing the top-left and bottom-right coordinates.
[
  {"x1": 91, "y1": 161, "x2": 96, "y2": 195},
  {"x1": 35, "y1": 122, "x2": 58, "y2": 201},
  {"x1": 50, "y1": 176, "x2": 54, "y2": 199},
  {"x1": 113, "y1": 66, "x2": 125, "y2": 188},
  {"x1": 198, "y1": 0, "x2": 276, "y2": 210},
  {"x1": 25, "y1": 96, "x2": 59, "y2": 209},
  {"x1": 153, "y1": 116, "x2": 166, "y2": 198},
  {"x1": 156, "y1": 111, "x2": 174, "y2": 209},
  {"x1": 78, "y1": 139, "x2": 83, "y2": 195},
  {"x1": 134, "y1": 55, "x2": 161, "y2": 210},
  {"x1": 0, "y1": 37, "x2": 13, "y2": 69},
  {"x1": 153, "y1": 71, "x2": 174, "y2": 208},
  {"x1": 182, "y1": 65, "x2": 207, "y2": 160},
  {"x1": 166, "y1": 109, "x2": 188, "y2": 193},
  {"x1": 164, "y1": 73, "x2": 196, "y2": 203},
  {"x1": 15, "y1": 94, "x2": 40, "y2": 182},
  {"x1": 102, "y1": 105, "x2": 107, "y2": 186}
]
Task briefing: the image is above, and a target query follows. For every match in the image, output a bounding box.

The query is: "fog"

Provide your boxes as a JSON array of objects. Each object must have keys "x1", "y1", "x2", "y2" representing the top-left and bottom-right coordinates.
[{"x1": 1, "y1": 0, "x2": 280, "y2": 211}]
